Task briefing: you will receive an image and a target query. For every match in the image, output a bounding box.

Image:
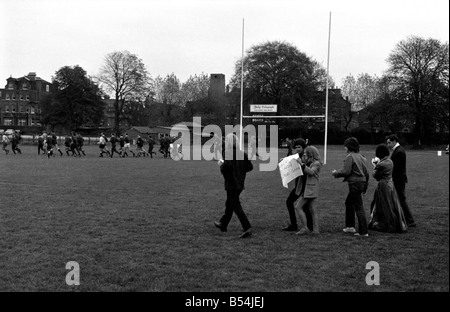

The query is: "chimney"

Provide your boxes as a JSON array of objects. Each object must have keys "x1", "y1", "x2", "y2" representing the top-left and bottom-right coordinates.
[{"x1": 28, "y1": 72, "x2": 37, "y2": 81}]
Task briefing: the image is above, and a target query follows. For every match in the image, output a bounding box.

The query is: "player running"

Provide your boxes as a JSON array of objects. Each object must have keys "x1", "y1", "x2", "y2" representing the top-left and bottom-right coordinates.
[
  {"x1": 135, "y1": 135, "x2": 149, "y2": 157},
  {"x1": 123, "y1": 133, "x2": 135, "y2": 157},
  {"x1": 75, "y1": 133, "x2": 86, "y2": 156},
  {"x1": 98, "y1": 133, "x2": 110, "y2": 157},
  {"x1": 2, "y1": 133, "x2": 10, "y2": 154}
]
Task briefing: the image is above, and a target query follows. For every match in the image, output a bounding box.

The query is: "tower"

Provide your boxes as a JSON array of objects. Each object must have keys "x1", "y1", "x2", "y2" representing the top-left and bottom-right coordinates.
[{"x1": 208, "y1": 73, "x2": 225, "y2": 100}]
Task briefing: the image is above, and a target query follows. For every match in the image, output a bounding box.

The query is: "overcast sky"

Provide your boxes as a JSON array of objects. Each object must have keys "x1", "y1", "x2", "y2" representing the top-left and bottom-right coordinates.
[{"x1": 1, "y1": 0, "x2": 449, "y2": 88}]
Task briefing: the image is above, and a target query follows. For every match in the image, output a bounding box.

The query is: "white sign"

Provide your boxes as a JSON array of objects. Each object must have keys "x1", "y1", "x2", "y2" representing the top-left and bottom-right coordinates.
[
  {"x1": 250, "y1": 104, "x2": 277, "y2": 113},
  {"x1": 278, "y1": 154, "x2": 303, "y2": 188}
]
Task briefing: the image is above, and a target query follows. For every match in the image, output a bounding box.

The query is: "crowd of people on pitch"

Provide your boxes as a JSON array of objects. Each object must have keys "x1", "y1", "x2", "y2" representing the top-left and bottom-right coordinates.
[
  {"x1": 1, "y1": 130, "x2": 181, "y2": 159},
  {"x1": 96, "y1": 132, "x2": 180, "y2": 159},
  {"x1": 214, "y1": 134, "x2": 417, "y2": 239}
]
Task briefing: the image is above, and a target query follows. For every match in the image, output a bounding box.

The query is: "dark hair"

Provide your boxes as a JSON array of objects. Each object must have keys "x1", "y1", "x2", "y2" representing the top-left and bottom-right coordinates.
[
  {"x1": 386, "y1": 134, "x2": 399, "y2": 142},
  {"x1": 292, "y1": 138, "x2": 307, "y2": 149},
  {"x1": 344, "y1": 137, "x2": 360, "y2": 153},
  {"x1": 375, "y1": 144, "x2": 390, "y2": 159}
]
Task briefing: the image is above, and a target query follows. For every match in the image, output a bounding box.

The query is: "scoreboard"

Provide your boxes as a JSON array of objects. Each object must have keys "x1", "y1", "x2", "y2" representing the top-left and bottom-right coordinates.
[{"x1": 250, "y1": 104, "x2": 277, "y2": 125}]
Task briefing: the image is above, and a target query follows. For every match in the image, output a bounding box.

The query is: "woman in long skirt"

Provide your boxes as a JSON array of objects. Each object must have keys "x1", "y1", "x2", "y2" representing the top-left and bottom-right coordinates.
[{"x1": 369, "y1": 144, "x2": 408, "y2": 233}]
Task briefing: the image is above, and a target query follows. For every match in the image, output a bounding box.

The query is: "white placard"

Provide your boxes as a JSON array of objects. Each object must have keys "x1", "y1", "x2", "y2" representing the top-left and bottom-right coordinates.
[
  {"x1": 250, "y1": 104, "x2": 277, "y2": 113},
  {"x1": 278, "y1": 154, "x2": 303, "y2": 188}
]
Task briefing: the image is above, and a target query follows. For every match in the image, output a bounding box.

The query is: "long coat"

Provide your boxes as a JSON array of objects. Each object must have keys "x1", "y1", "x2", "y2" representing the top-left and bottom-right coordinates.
[
  {"x1": 391, "y1": 145, "x2": 408, "y2": 183},
  {"x1": 369, "y1": 157, "x2": 408, "y2": 233},
  {"x1": 295, "y1": 160, "x2": 321, "y2": 198}
]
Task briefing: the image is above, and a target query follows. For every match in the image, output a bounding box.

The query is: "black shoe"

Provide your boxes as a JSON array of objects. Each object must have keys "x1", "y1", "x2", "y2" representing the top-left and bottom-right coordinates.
[
  {"x1": 407, "y1": 223, "x2": 417, "y2": 228},
  {"x1": 240, "y1": 228, "x2": 252, "y2": 238},
  {"x1": 214, "y1": 221, "x2": 227, "y2": 232},
  {"x1": 282, "y1": 224, "x2": 298, "y2": 231}
]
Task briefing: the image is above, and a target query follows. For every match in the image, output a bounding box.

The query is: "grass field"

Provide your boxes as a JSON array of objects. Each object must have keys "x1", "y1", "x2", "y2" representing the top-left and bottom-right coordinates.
[{"x1": 0, "y1": 144, "x2": 448, "y2": 292}]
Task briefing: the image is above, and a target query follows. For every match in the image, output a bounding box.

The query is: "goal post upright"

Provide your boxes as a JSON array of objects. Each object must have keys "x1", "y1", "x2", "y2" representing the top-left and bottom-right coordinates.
[
  {"x1": 238, "y1": 13, "x2": 332, "y2": 162},
  {"x1": 239, "y1": 18, "x2": 245, "y2": 150},
  {"x1": 324, "y1": 11, "x2": 332, "y2": 165}
]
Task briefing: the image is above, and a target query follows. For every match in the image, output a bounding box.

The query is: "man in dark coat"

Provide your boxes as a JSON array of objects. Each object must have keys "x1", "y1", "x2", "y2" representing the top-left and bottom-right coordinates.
[
  {"x1": 386, "y1": 134, "x2": 416, "y2": 227},
  {"x1": 214, "y1": 133, "x2": 254, "y2": 238}
]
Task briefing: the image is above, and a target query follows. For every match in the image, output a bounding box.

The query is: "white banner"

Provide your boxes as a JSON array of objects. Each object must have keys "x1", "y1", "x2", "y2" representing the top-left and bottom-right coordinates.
[
  {"x1": 278, "y1": 154, "x2": 303, "y2": 188},
  {"x1": 250, "y1": 104, "x2": 277, "y2": 113}
]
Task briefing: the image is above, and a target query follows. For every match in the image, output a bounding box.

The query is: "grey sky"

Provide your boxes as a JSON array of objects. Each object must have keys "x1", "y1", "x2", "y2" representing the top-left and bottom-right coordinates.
[{"x1": 1, "y1": 0, "x2": 449, "y2": 87}]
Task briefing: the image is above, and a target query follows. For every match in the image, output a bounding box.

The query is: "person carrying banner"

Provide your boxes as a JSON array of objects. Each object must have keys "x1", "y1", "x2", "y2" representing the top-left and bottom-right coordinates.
[
  {"x1": 281, "y1": 138, "x2": 313, "y2": 232},
  {"x1": 294, "y1": 146, "x2": 322, "y2": 235}
]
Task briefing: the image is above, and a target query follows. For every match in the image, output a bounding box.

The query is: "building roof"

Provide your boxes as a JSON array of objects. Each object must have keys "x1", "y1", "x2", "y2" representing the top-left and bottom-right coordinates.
[
  {"x1": 126, "y1": 126, "x2": 153, "y2": 134},
  {"x1": 171, "y1": 121, "x2": 202, "y2": 128},
  {"x1": 8, "y1": 72, "x2": 51, "y2": 84}
]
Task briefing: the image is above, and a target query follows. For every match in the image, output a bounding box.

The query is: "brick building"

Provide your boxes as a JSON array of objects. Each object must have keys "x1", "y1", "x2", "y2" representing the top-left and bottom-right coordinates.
[
  {"x1": 326, "y1": 88, "x2": 359, "y2": 131},
  {"x1": 0, "y1": 72, "x2": 52, "y2": 133}
]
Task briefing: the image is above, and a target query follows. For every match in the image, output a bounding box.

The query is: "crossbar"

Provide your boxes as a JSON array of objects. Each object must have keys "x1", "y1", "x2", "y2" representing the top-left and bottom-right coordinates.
[{"x1": 242, "y1": 115, "x2": 325, "y2": 119}]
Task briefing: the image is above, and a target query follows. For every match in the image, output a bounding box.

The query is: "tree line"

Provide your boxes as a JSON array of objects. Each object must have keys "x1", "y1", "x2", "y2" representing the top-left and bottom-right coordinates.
[{"x1": 41, "y1": 35, "x2": 448, "y2": 146}]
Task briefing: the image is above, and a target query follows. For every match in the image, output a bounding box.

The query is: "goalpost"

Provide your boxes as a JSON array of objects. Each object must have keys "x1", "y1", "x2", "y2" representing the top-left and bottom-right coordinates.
[{"x1": 239, "y1": 13, "x2": 332, "y2": 164}]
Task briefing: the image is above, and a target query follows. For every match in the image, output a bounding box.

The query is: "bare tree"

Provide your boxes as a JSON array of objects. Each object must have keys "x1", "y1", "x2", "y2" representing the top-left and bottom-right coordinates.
[
  {"x1": 387, "y1": 36, "x2": 449, "y2": 146},
  {"x1": 341, "y1": 73, "x2": 380, "y2": 111},
  {"x1": 97, "y1": 50, "x2": 150, "y2": 134},
  {"x1": 180, "y1": 73, "x2": 210, "y2": 106},
  {"x1": 340, "y1": 73, "x2": 380, "y2": 131},
  {"x1": 151, "y1": 73, "x2": 185, "y2": 124},
  {"x1": 153, "y1": 73, "x2": 182, "y2": 106}
]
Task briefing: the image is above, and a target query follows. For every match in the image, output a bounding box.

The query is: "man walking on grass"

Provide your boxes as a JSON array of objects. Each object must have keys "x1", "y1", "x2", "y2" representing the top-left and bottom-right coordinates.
[{"x1": 386, "y1": 134, "x2": 416, "y2": 227}]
